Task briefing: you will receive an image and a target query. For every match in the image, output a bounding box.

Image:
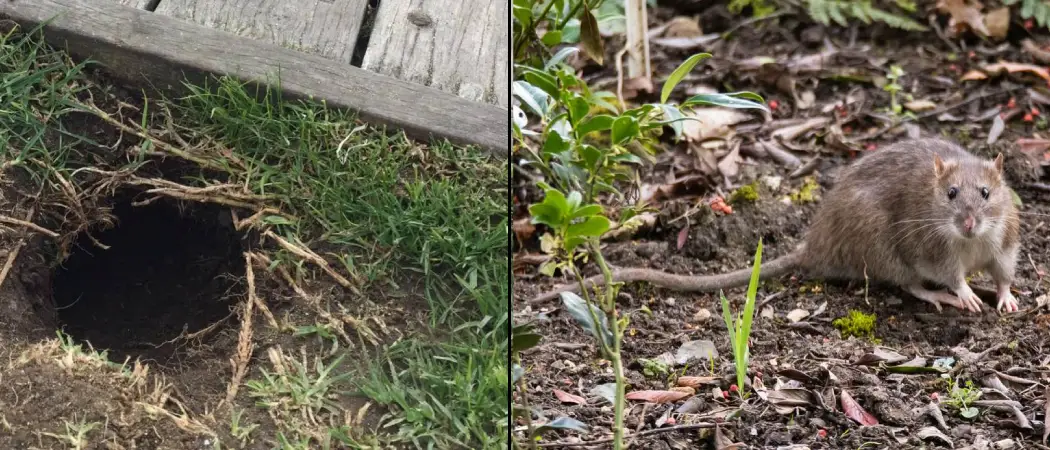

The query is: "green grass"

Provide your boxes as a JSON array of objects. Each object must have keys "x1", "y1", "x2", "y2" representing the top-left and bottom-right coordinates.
[
  {"x1": 170, "y1": 78, "x2": 509, "y2": 447},
  {"x1": 0, "y1": 26, "x2": 509, "y2": 449}
]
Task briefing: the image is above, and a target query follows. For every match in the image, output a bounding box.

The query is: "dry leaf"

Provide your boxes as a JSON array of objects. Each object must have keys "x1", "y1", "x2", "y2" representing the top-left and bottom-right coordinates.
[
  {"x1": 677, "y1": 224, "x2": 690, "y2": 250},
  {"x1": 981, "y1": 61, "x2": 1050, "y2": 83},
  {"x1": 1022, "y1": 39, "x2": 1050, "y2": 64},
  {"x1": 938, "y1": 0, "x2": 990, "y2": 37},
  {"x1": 786, "y1": 309, "x2": 810, "y2": 323},
  {"x1": 682, "y1": 108, "x2": 753, "y2": 142},
  {"x1": 985, "y1": 7, "x2": 1010, "y2": 40},
  {"x1": 554, "y1": 389, "x2": 588, "y2": 405},
  {"x1": 771, "y1": 117, "x2": 831, "y2": 141},
  {"x1": 512, "y1": 218, "x2": 536, "y2": 243},
  {"x1": 904, "y1": 99, "x2": 938, "y2": 112},
  {"x1": 988, "y1": 114, "x2": 1006, "y2": 144},
  {"x1": 625, "y1": 390, "x2": 692, "y2": 403},
  {"x1": 677, "y1": 376, "x2": 720, "y2": 388},
  {"x1": 664, "y1": 16, "x2": 703, "y2": 37},
  {"x1": 841, "y1": 390, "x2": 879, "y2": 425},
  {"x1": 717, "y1": 142, "x2": 743, "y2": 179},
  {"x1": 961, "y1": 70, "x2": 988, "y2": 81}
]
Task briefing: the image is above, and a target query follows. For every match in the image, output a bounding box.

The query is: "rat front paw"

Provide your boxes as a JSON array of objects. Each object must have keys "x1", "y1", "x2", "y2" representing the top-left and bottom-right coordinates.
[
  {"x1": 953, "y1": 285, "x2": 983, "y2": 313},
  {"x1": 997, "y1": 290, "x2": 1019, "y2": 313}
]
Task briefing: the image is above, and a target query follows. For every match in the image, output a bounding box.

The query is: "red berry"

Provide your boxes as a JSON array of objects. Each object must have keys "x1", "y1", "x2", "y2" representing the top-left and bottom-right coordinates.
[
  {"x1": 1024, "y1": 113, "x2": 1034, "y2": 122},
  {"x1": 817, "y1": 429, "x2": 827, "y2": 438},
  {"x1": 1032, "y1": 107, "x2": 1041, "y2": 116},
  {"x1": 1008, "y1": 97, "x2": 1017, "y2": 109},
  {"x1": 948, "y1": 64, "x2": 959, "y2": 72},
  {"x1": 930, "y1": 392, "x2": 939, "y2": 401},
  {"x1": 968, "y1": 51, "x2": 976, "y2": 59},
  {"x1": 769, "y1": 100, "x2": 779, "y2": 110},
  {"x1": 722, "y1": 391, "x2": 729, "y2": 399},
  {"x1": 665, "y1": 416, "x2": 677, "y2": 425},
  {"x1": 1026, "y1": 18, "x2": 1035, "y2": 29},
  {"x1": 865, "y1": 143, "x2": 877, "y2": 151},
  {"x1": 729, "y1": 384, "x2": 739, "y2": 392}
]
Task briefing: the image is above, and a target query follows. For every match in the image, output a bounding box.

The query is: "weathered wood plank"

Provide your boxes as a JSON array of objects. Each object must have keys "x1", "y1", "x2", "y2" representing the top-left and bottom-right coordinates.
[
  {"x1": 155, "y1": 0, "x2": 368, "y2": 64},
  {"x1": 0, "y1": 0, "x2": 507, "y2": 157},
  {"x1": 362, "y1": 0, "x2": 509, "y2": 108},
  {"x1": 110, "y1": 0, "x2": 150, "y2": 9}
]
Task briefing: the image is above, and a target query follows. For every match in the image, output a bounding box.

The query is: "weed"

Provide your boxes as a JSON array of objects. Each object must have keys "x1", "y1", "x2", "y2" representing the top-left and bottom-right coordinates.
[
  {"x1": 728, "y1": 182, "x2": 760, "y2": 204},
  {"x1": 639, "y1": 357, "x2": 671, "y2": 378},
  {"x1": 944, "y1": 378, "x2": 982, "y2": 419},
  {"x1": 38, "y1": 416, "x2": 101, "y2": 450},
  {"x1": 789, "y1": 177, "x2": 821, "y2": 204},
  {"x1": 832, "y1": 310, "x2": 878, "y2": 341},
  {"x1": 720, "y1": 240, "x2": 764, "y2": 398}
]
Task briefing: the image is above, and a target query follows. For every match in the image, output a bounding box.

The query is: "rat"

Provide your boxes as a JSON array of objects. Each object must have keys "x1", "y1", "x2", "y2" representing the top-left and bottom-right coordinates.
[{"x1": 528, "y1": 138, "x2": 1022, "y2": 314}]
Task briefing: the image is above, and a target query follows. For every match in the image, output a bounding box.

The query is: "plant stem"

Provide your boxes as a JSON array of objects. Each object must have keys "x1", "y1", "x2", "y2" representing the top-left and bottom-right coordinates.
[
  {"x1": 514, "y1": 0, "x2": 560, "y2": 60},
  {"x1": 590, "y1": 241, "x2": 625, "y2": 449},
  {"x1": 514, "y1": 353, "x2": 539, "y2": 450}
]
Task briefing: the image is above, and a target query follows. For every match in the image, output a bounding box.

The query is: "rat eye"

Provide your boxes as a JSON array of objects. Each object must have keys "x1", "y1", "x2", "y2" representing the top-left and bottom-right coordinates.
[
  {"x1": 947, "y1": 187, "x2": 959, "y2": 200},
  {"x1": 980, "y1": 187, "x2": 990, "y2": 199}
]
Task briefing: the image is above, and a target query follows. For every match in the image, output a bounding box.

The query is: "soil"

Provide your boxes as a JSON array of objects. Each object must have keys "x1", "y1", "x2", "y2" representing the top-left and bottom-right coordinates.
[
  {"x1": 0, "y1": 69, "x2": 417, "y2": 447},
  {"x1": 514, "y1": 4, "x2": 1050, "y2": 449}
]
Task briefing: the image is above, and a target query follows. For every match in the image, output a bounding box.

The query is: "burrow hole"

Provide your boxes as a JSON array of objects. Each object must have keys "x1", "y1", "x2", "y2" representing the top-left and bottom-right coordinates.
[{"x1": 51, "y1": 190, "x2": 245, "y2": 364}]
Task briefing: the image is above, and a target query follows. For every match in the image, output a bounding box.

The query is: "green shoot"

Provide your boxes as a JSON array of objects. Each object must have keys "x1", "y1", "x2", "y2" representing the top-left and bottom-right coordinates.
[{"x1": 720, "y1": 239, "x2": 763, "y2": 398}]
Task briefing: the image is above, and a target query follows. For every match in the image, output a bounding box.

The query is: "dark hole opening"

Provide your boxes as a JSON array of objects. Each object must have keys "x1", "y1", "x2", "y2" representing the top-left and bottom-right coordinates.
[{"x1": 51, "y1": 191, "x2": 245, "y2": 364}]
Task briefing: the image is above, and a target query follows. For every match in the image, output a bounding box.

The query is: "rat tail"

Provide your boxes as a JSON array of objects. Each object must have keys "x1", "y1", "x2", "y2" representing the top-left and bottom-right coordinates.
[{"x1": 526, "y1": 249, "x2": 803, "y2": 304}]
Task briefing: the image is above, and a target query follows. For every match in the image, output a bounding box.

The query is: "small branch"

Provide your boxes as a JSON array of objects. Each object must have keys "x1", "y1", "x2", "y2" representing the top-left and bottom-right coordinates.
[{"x1": 536, "y1": 423, "x2": 718, "y2": 448}]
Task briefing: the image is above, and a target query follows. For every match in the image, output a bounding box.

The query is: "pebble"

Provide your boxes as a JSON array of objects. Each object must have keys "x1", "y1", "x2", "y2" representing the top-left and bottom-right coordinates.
[{"x1": 664, "y1": 297, "x2": 676, "y2": 307}]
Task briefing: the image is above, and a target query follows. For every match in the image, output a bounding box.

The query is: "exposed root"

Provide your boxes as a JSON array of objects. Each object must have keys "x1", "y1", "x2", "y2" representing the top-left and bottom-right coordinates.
[
  {"x1": 0, "y1": 214, "x2": 58, "y2": 238},
  {"x1": 263, "y1": 230, "x2": 362, "y2": 295},
  {"x1": 224, "y1": 253, "x2": 258, "y2": 406}
]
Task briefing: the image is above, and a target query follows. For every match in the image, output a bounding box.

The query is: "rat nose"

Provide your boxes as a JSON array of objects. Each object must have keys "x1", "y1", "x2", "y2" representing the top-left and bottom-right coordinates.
[{"x1": 963, "y1": 215, "x2": 976, "y2": 232}]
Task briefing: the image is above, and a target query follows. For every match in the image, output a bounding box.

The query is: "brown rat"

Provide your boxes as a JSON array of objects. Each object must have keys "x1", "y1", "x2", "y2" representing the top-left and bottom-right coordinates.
[{"x1": 528, "y1": 138, "x2": 1022, "y2": 313}]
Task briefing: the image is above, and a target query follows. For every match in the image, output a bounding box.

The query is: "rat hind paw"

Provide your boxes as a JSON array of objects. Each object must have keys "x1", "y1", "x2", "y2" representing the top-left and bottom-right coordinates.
[
  {"x1": 997, "y1": 290, "x2": 1019, "y2": 313},
  {"x1": 906, "y1": 285, "x2": 966, "y2": 312}
]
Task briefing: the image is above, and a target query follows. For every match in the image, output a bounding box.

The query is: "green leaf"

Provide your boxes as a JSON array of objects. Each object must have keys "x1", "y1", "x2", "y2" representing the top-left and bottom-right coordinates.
[
  {"x1": 565, "y1": 191, "x2": 583, "y2": 211},
  {"x1": 512, "y1": 332, "x2": 542, "y2": 353},
  {"x1": 576, "y1": 114, "x2": 615, "y2": 136},
  {"x1": 512, "y1": 0, "x2": 533, "y2": 24},
  {"x1": 542, "y1": 129, "x2": 569, "y2": 155},
  {"x1": 610, "y1": 116, "x2": 640, "y2": 145},
  {"x1": 741, "y1": 239, "x2": 763, "y2": 347},
  {"x1": 545, "y1": 47, "x2": 580, "y2": 70},
  {"x1": 961, "y1": 407, "x2": 979, "y2": 419},
  {"x1": 567, "y1": 95, "x2": 591, "y2": 126},
  {"x1": 579, "y1": 6, "x2": 605, "y2": 65},
  {"x1": 657, "y1": 104, "x2": 685, "y2": 140},
  {"x1": 580, "y1": 144, "x2": 602, "y2": 171},
  {"x1": 513, "y1": 81, "x2": 549, "y2": 116},
  {"x1": 541, "y1": 30, "x2": 564, "y2": 47},
  {"x1": 719, "y1": 291, "x2": 736, "y2": 347},
  {"x1": 532, "y1": 416, "x2": 589, "y2": 437},
  {"x1": 570, "y1": 204, "x2": 604, "y2": 220},
  {"x1": 682, "y1": 92, "x2": 769, "y2": 111},
  {"x1": 262, "y1": 215, "x2": 295, "y2": 226},
  {"x1": 661, "y1": 53, "x2": 711, "y2": 104},
  {"x1": 529, "y1": 188, "x2": 570, "y2": 228},
  {"x1": 883, "y1": 365, "x2": 947, "y2": 374},
  {"x1": 522, "y1": 70, "x2": 560, "y2": 99},
  {"x1": 561, "y1": 18, "x2": 581, "y2": 42},
  {"x1": 561, "y1": 292, "x2": 614, "y2": 348},
  {"x1": 567, "y1": 216, "x2": 611, "y2": 237}
]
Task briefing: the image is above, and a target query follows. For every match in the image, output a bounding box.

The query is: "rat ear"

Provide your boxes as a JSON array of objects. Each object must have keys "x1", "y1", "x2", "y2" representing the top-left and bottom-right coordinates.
[
  {"x1": 994, "y1": 153, "x2": 1004, "y2": 174},
  {"x1": 933, "y1": 154, "x2": 945, "y2": 177}
]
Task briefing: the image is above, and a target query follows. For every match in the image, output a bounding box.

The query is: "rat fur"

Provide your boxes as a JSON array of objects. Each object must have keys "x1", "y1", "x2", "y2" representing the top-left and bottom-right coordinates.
[{"x1": 528, "y1": 138, "x2": 1022, "y2": 313}]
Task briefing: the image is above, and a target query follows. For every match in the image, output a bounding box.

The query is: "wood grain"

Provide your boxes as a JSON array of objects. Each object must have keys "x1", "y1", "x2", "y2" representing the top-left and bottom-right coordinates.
[
  {"x1": 0, "y1": 0, "x2": 507, "y2": 157},
  {"x1": 155, "y1": 0, "x2": 368, "y2": 64},
  {"x1": 109, "y1": 0, "x2": 151, "y2": 9},
  {"x1": 362, "y1": 0, "x2": 509, "y2": 108}
]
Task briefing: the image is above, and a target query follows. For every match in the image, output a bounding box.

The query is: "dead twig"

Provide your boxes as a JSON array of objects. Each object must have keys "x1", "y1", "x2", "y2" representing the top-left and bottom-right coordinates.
[{"x1": 536, "y1": 422, "x2": 719, "y2": 448}]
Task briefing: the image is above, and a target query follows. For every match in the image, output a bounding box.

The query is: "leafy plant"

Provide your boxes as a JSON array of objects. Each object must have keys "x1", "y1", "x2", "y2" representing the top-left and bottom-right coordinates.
[
  {"x1": 729, "y1": 0, "x2": 778, "y2": 17},
  {"x1": 944, "y1": 378, "x2": 982, "y2": 419},
  {"x1": 1004, "y1": 0, "x2": 1050, "y2": 30},
  {"x1": 805, "y1": 0, "x2": 927, "y2": 31},
  {"x1": 720, "y1": 239, "x2": 764, "y2": 398},
  {"x1": 514, "y1": 21, "x2": 767, "y2": 448}
]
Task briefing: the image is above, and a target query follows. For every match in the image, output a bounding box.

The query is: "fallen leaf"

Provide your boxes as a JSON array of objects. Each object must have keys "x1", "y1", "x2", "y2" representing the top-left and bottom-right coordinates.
[
  {"x1": 984, "y1": 7, "x2": 1010, "y2": 40},
  {"x1": 682, "y1": 108, "x2": 753, "y2": 142},
  {"x1": 904, "y1": 99, "x2": 938, "y2": 112},
  {"x1": 768, "y1": 388, "x2": 818, "y2": 414},
  {"x1": 677, "y1": 376, "x2": 719, "y2": 388},
  {"x1": 917, "y1": 426, "x2": 954, "y2": 447},
  {"x1": 1023, "y1": 39, "x2": 1050, "y2": 65},
  {"x1": 771, "y1": 117, "x2": 831, "y2": 141},
  {"x1": 676, "y1": 396, "x2": 704, "y2": 414},
  {"x1": 855, "y1": 348, "x2": 910, "y2": 366},
  {"x1": 717, "y1": 142, "x2": 743, "y2": 179},
  {"x1": 554, "y1": 389, "x2": 588, "y2": 405},
  {"x1": 677, "y1": 224, "x2": 690, "y2": 250},
  {"x1": 626, "y1": 390, "x2": 692, "y2": 403},
  {"x1": 786, "y1": 309, "x2": 810, "y2": 323},
  {"x1": 938, "y1": 0, "x2": 990, "y2": 37},
  {"x1": 841, "y1": 390, "x2": 879, "y2": 425},
  {"x1": 591, "y1": 383, "x2": 617, "y2": 405},
  {"x1": 664, "y1": 16, "x2": 703, "y2": 37},
  {"x1": 676, "y1": 340, "x2": 718, "y2": 365},
  {"x1": 988, "y1": 114, "x2": 1005, "y2": 145},
  {"x1": 512, "y1": 217, "x2": 536, "y2": 243},
  {"x1": 981, "y1": 61, "x2": 1050, "y2": 83},
  {"x1": 777, "y1": 368, "x2": 819, "y2": 385},
  {"x1": 671, "y1": 386, "x2": 696, "y2": 396},
  {"x1": 961, "y1": 69, "x2": 989, "y2": 81}
]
